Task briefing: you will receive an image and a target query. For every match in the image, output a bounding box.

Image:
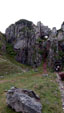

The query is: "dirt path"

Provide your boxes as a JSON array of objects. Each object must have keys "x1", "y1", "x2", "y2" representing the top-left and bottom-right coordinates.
[
  {"x1": 43, "y1": 59, "x2": 47, "y2": 73},
  {"x1": 0, "y1": 73, "x2": 42, "y2": 84},
  {"x1": 0, "y1": 79, "x2": 15, "y2": 84}
]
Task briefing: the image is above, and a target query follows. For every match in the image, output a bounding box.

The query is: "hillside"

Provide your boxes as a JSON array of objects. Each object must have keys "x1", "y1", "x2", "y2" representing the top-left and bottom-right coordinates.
[
  {"x1": 0, "y1": 49, "x2": 63, "y2": 113},
  {"x1": 0, "y1": 68, "x2": 63, "y2": 113},
  {"x1": 0, "y1": 19, "x2": 64, "y2": 113},
  {"x1": 0, "y1": 52, "x2": 63, "y2": 113},
  {"x1": 0, "y1": 32, "x2": 6, "y2": 54},
  {"x1": 0, "y1": 55, "x2": 23, "y2": 76}
]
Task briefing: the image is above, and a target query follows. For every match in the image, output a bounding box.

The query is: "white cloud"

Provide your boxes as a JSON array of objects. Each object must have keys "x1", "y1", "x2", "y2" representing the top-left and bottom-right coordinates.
[{"x1": 0, "y1": 0, "x2": 64, "y2": 32}]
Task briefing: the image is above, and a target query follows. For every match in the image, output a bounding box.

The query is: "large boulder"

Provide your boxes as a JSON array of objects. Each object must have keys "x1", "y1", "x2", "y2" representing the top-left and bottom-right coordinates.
[{"x1": 6, "y1": 87, "x2": 42, "y2": 113}]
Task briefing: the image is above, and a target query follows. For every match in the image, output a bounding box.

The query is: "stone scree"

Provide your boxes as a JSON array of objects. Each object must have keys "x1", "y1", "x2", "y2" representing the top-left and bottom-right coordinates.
[{"x1": 6, "y1": 87, "x2": 42, "y2": 113}]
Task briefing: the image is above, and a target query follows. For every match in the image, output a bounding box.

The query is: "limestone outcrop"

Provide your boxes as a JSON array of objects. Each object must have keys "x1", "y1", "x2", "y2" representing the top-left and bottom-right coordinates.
[
  {"x1": 4, "y1": 19, "x2": 64, "y2": 70},
  {"x1": 5, "y1": 19, "x2": 42, "y2": 67}
]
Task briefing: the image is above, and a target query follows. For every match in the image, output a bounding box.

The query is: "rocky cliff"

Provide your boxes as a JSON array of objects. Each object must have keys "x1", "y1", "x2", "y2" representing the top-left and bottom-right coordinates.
[
  {"x1": 5, "y1": 19, "x2": 42, "y2": 67},
  {"x1": 0, "y1": 19, "x2": 64, "y2": 70}
]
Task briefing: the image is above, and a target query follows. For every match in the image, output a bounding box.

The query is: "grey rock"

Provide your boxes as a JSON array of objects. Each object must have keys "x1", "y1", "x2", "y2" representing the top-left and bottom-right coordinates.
[
  {"x1": 5, "y1": 19, "x2": 64, "y2": 70},
  {"x1": 37, "y1": 22, "x2": 51, "y2": 38},
  {"x1": 0, "y1": 76, "x2": 4, "y2": 78},
  {"x1": 5, "y1": 19, "x2": 42, "y2": 67},
  {"x1": 49, "y1": 27, "x2": 57, "y2": 39},
  {"x1": 42, "y1": 74, "x2": 48, "y2": 77},
  {"x1": 6, "y1": 87, "x2": 42, "y2": 113},
  {"x1": 61, "y1": 22, "x2": 64, "y2": 31},
  {"x1": 52, "y1": 27, "x2": 57, "y2": 35},
  {"x1": 57, "y1": 31, "x2": 63, "y2": 41}
]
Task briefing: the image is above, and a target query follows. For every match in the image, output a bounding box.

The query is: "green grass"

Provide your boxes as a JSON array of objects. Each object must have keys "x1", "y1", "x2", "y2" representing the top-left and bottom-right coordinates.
[
  {"x1": 0, "y1": 55, "x2": 63, "y2": 113},
  {"x1": 0, "y1": 71, "x2": 63, "y2": 113},
  {"x1": 0, "y1": 55, "x2": 22, "y2": 76},
  {"x1": 5, "y1": 54, "x2": 32, "y2": 69},
  {"x1": 0, "y1": 32, "x2": 6, "y2": 54}
]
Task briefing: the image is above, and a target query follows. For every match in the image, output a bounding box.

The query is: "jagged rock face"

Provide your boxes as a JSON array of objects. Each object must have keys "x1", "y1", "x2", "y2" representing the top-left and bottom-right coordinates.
[
  {"x1": 57, "y1": 31, "x2": 64, "y2": 41},
  {"x1": 47, "y1": 27, "x2": 59, "y2": 69},
  {"x1": 47, "y1": 37, "x2": 59, "y2": 69},
  {"x1": 49, "y1": 27, "x2": 57, "y2": 40},
  {"x1": 47, "y1": 25, "x2": 64, "y2": 70},
  {"x1": 51, "y1": 27, "x2": 57, "y2": 37},
  {"x1": 5, "y1": 19, "x2": 42, "y2": 66},
  {"x1": 6, "y1": 87, "x2": 42, "y2": 113},
  {"x1": 61, "y1": 22, "x2": 64, "y2": 32},
  {"x1": 5, "y1": 19, "x2": 35, "y2": 44},
  {"x1": 37, "y1": 22, "x2": 51, "y2": 38},
  {"x1": 5, "y1": 19, "x2": 64, "y2": 70}
]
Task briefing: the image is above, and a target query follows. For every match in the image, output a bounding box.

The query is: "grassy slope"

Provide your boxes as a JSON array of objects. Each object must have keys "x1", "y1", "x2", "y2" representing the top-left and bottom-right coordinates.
[
  {"x1": 0, "y1": 66, "x2": 63, "y2": 113},
  {"x1": 0, "y1": 55, "x2": 23, "y2": 76}
]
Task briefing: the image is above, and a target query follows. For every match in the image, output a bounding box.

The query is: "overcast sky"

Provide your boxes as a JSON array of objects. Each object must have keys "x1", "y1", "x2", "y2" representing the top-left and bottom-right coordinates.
[{"x1": 0, "y1": 0, "x2": 64, "y2": 33}]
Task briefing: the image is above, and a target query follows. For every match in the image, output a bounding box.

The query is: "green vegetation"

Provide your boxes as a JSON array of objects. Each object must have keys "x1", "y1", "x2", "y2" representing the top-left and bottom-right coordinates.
[
  {"x1": 0, "y1": 55, "x2": 22, "y2": 76},
  {"x1": 6, "y1": 43, "x2": 16, "y2": 56},
  {"x1": 36, "y1": 37, "x2": 43, "y2": 43},
  {"x1": 38, "y1": 49, "x2": 43, "y2": 55},
  {"x1": 0, "y1": 71, "x2": 63, "y2": 113},
  {"x1": 0, "y1": 33, "x2": 63, "y2": 113},
  {"x1": 0, "y1": 19, "x2": 64, "y2": 113},
  {"x1": 0, "y1": 54, "x2": 63, "y2": 113},
  {"x1": 54, "y1": 50, "x2": 64, "y2": 64},
  {"x1": 0, "y1": 32, "x2": 6, "y2": 53},
  {"x1": 59, "y1": 50, "x2": 64, "y2": 58}
]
